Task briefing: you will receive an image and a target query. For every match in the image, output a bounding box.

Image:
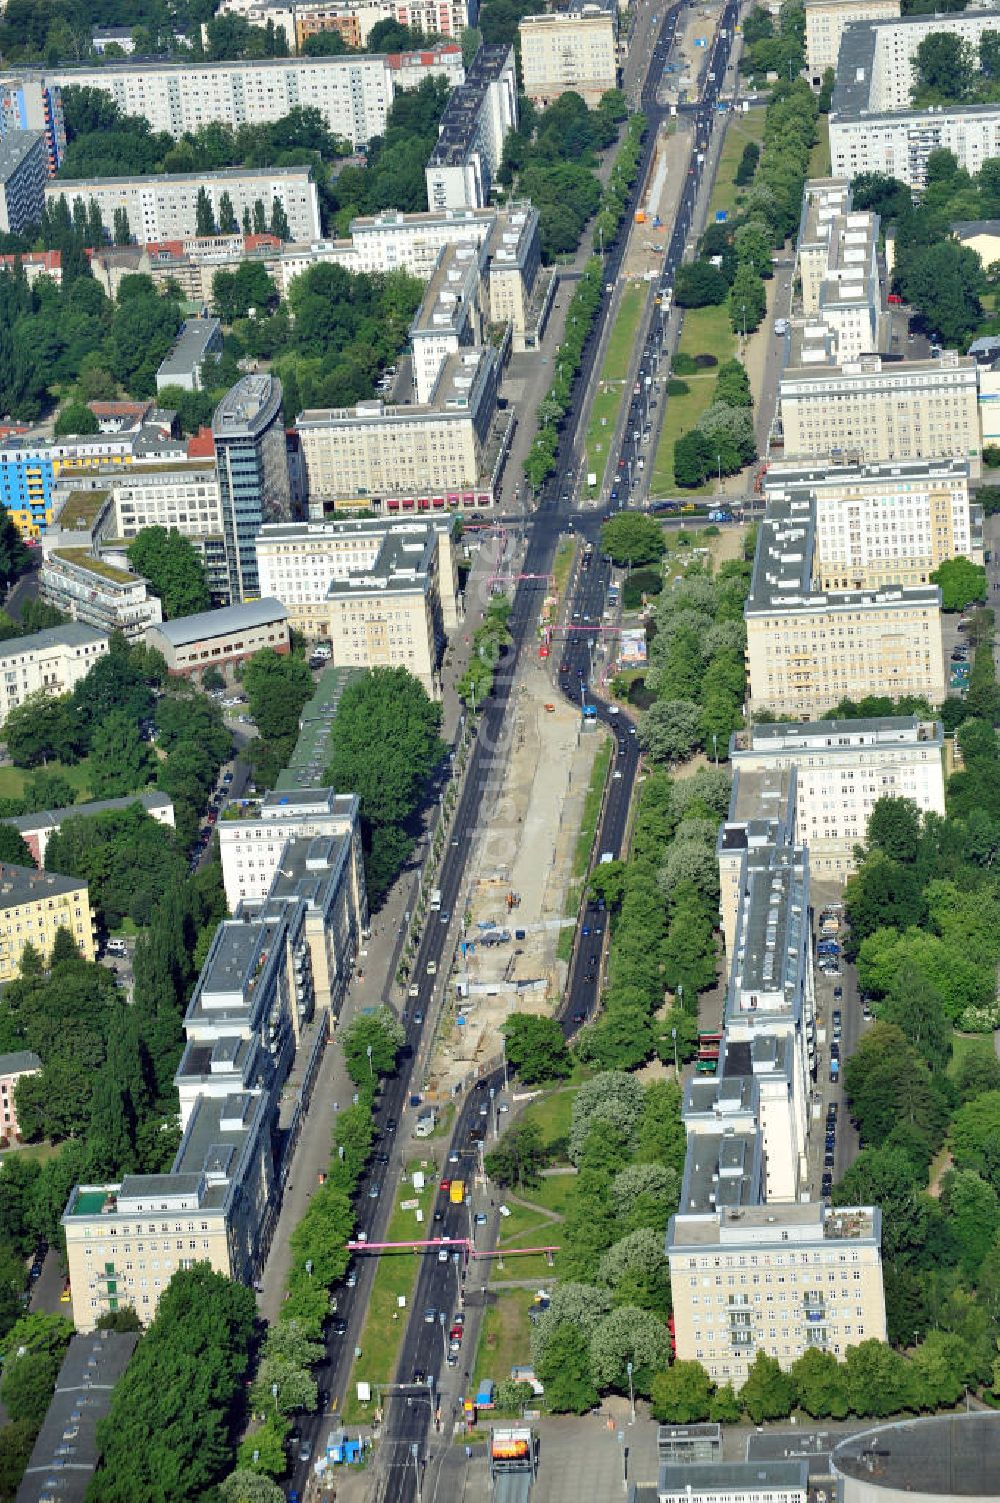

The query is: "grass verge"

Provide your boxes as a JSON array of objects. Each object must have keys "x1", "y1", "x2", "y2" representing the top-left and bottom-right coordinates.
[
  {"x1": 582, "y1": 281, "x2": 648, "y2": 499},
  {"x1": 472, "y1": 1288, "x2": 536, "y2": 1390},
  {"x1": 652, "y1": 305, "x2": 737, "y2": 495},
  {"x1": 584, "y1": 384, "x2": 625, "y2": 500},
  {"x1": 552, "y1": 538, "x2": 575, "y2": 600},
  {"x1": 603, "y1": 282, "x2": 647, "y2": 383},
  {"x1": 707, "y1": 107, "x2": 767, "y2": 222},
  {"x1": 0, "y1": 759, "x2": 94, "y2": 802},
  {"x1": 339, "y1": 1165, "x2": 437, "y2": 1423},
  {"x1": 573, "y1": 734, "x2": 613, "y2": 879}
]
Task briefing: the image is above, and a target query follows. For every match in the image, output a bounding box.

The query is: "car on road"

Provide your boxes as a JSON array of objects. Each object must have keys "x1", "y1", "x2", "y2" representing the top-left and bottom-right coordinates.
[
  {"x1": 331, "y1": 1318, "x2": 348, "y2": 1336},
  {"x1": 414, "y1": 1010, "x2": 423, "y2": 1023},
  {"x1": 474, "y1": 1212, "x2": 488, "y2": 1224},
  {"x1": 423, "y1": 1307, "x2": 437, "y2": 1324},
  {"x1": 426, "y1": 960, "x2": 437, "y2": 975},
  {"x1": 821, "y1": 1173, "x2": 833, "y2": 1196},
  {"x1": 346, "y1": 1268, "x2": 357, "y2": 1288},
  {"x1": 438, "y1": 1247, "x2": 449, "y2": 1262}
]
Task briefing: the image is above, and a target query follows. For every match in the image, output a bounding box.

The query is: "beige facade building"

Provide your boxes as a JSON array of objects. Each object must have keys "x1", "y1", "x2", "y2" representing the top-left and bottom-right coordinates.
[
  {"x1": 803, "y1": 0, "x2": 898, "y2": 82},
  {"x1": 777, "y1": 352, "x2": 981, "y2": 476},
  {"x1": 297, "y1": 346, "x2": 500, "y2": 507},
  {"x1": 794, "y1": 179, "x2": 882, "y2": 364},
  {"x1": 325, "y1": 528, "x2": 448, "y2": 694},
  {"x1": 729, "y1": 716, "x2": 945, "y2": 882},
  {"x1": 218, "y1": 785, "x2": 362, "y2": 910},
  {"x1": 745, "y1": 499, "x2": 946, "y2": 719},
  {"x1": 762, "y1": 457, "x2": 979, "y2": 590},
  {"x1": 519, "y1": 0, "x2": 617, "y2": 108},
  {"x1": 411, "y1": 241, "x2": 486, "y2": 406},
  {"x1": 0, "y1": 622, "x2": 108, "y2": 732},
  {"x1": 0, "y1": 863, "x2": 96, "y2": 980}
]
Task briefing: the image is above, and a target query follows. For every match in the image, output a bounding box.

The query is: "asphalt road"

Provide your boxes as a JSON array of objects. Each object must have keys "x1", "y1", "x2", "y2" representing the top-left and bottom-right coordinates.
[{"x1": 283, "y1": 11, "x2": 744, "y2": 1496}]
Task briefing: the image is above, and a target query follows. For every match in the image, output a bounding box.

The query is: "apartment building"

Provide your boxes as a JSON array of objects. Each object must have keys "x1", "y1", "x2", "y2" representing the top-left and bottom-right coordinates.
[
  {"x1": 46, "y1": 166, "x2": 322, "y2": 247},
  {"x1": 0, "y1": 623, "x2": 108, "y2": 731},
  {"x1": 62, "y1": 797, "x2": 367, "y2": 1332},
  {"x1": 0, "y1": 248, "x2": 61, "y2": 286},
  {"x1": 729, "y1": 716, "x2": 945, "y2": 880},
  {"x1": 777, "y1": 352, "x2": 981, "y2": 475},
  {"x1": 297, "y1": 346, "x2": 500, "y2": 507},
  {"x1": 216, "y1": 0, "x2": 476, "y2": 49},
  {"x1": 411, "y1": 241, "x2": 487, "y2": 405},
  {"x1": 0, "y1": 1049, "x2": 41, "y2": 1141},
  {"x1": 830, "y1": 13, "x2": 1000, "y2": 186},
  {"x1": 213, "y1": 375, "x2": 292, "y2": 601},
  {"x1": 218, "y1": 785, "x2": 363, "y2": 908},
  {"x1": 803, "y1": 0, "x2": 899, "y2": 82},
  {"x1": 39, "y1": 548, "x2": 163, "y2": 643},
  {"x1": 519, "y1": 0, "x2": 617, "y2": 108},
  {"x1": 744, "y1": 499, "x2": 946, "y2": 719},
  {"x1": 0, "y1": 76, "x2": 65, "y2": 173},
  {"x1": 7, "y1": 791, "x2": 175, "y2": 867},
  {"x1": 0, "y1": 863, "x2": 96, "y2": 980},
  {"x1": 669, "y1": 774, "x2": 886, "y2": 1386},
  {"x1": 0, "y1": 429, "x2": 188, "y2": 538},
  {"x1": 794, "y1": 179, "x2": 882, "y2": 364},
  {"x1": 0, "y1": 130, "x2": 46, "y2": 234},
  {"x1": 146, "y1": 598, "x2": 289, "y2": 673},
  {"x1": 762, "y1": 457, "x2": 979, "y2": 590},
  {"x1": 155, "y1": 316, "x2": 223, "y2": 393},
  {"x1": 324, "y1": 526, "x2": 448, "y2": 693},
  {"x1": 257, "y1": 514, "x2": 459, "y2": 634},
  {"x1": 426, "y1": 43, "x2": 517, "y2": 211},
  {"x1": 31, "y1": 51, "x2": 460, "y2": 149}
]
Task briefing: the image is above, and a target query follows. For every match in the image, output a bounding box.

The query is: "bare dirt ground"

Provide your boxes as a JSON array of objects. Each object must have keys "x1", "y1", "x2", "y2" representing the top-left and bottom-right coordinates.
[
  {"x1": 422, "y1": 654, "x2": 604, "y2": 1102},
  {"x1": 623, "y1": 122, "x2": 693, "y2": 282}
]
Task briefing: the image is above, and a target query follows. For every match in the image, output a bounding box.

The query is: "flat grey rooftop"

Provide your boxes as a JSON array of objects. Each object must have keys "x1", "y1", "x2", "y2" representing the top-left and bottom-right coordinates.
[
  {"x1": 17, "y1": 1331, "x2": 138, "y2": 1503},
  {"x1": 660, "y1": 1461, "x2": 808, "y2": 1494},
  {"x1": 832, "y1": 1414, "x2": 1000, "y2": 1495},
  {"x1": 150, "y1": 597, "x2": 286, "y2": 646},
  {"x1": 0, "y1": 129, "x2": 42, "y2": 183}
]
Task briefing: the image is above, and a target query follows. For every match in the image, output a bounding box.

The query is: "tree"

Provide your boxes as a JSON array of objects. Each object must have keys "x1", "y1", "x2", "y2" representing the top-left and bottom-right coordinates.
[
  {"x1": 899, "y1": 241, "x2": 984, "y2": 347},
  {"x1": 598, "y1": 1227, "x2": 673, "y2": 1316},
  {"x1": 930, "y1": 556, "x2": 988, "y2": 611},
  {"x1": 674, "y1": 261, "x2": 728, "y2": 307},
  {"x1": 739, "y1": 1350, "x2": 796, "y2": 1423},
  {"x1": 220, "y1": 1472, "x2": 286, "y2": 1503},
  {"x1": 54, "y1": 400, "x2": 98, "y2": 437},
  {"x1": 533, "y1": 1321, "x2": 599, "y2": 1413},
  {"x1": 88, "y1": 711, "x2": 155, "y2": 799},
  {"x1": 589, "y1": 1305, "x2": 671, "y2": 1394},
  {"x1": 195, "y1": 186, "x2": 217, "y2": 237},
  {"x1": 728, "y1": 262, "x2": 766, "y2": 333},
  {"x1": 866, "y1": 796, "x2": 922, "y2": 863},
  {"x1": 600, "y1": 513, "x2": 666, "y2": 567},
  {"x1": 2, "y1": 691, "x2": 82, "y2": 767},
  {"x1": 639, "y1": 700, "x2": 702, "y2": 766},
  {"x1": 485, "y1": 1120, "x2": 547, "y2": 1188},
  {"x1": 790, "y1": 1347, "x2": 849, "y2": 1418},
  {"x1": 673, "y1": 427, "x2": 716, "y2": 488},
  {"x1": 844, "y1": 1339, "x2": 915, "y2": 1417},
  {"x1": 218, "y1": 192, "x2": 238, "y2": 235},
  {"x1": 650, "y1": 1361, "x2": 713, "y2": 1423},
  {"x1": 270, "y1": 197, "x2": 291, "y2": 241},
  {"x1": 128, "y1": 527, "x2": 211, "y2": 619},
  {"x1": 568, "y1": 1072, "x2": 645, "y2": 1163},
  {"x1": 714, "y1": 359, "x2": 753, "y2": 408},
  {"x1": 0, "y1": 824, "x2": 34, "y2": 866},
  {"x1": 340, "y1": 1007, "x2": 404, "y2": 1087},
  {"x1": 734, "y1": 221, "x2": 774, "y2": 279},
  {"x1": 913, "y1": 30, "x2": 975, "y2": 101},
  {"x1": 113, "y1": 206, "x2": 132, "y2": 246},
  {"x1": 502, "y1": 1013, "x2": 571, "y2": 1083}
]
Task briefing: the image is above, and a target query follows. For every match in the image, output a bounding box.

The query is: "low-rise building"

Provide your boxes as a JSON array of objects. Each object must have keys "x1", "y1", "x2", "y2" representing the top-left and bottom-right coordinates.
[
  {"x1": 215, "y1": 0, "x2": 477, "y2": 50},
  {"x1": 0, "y1": 130, "x2": 46, "y2": 234},
  {"x1": 0, "y1": 622, "x2": 108, "y2": 731},
  {"x1": 256, "y1": 514, "x2": 459, "y2": 636},
  {"x1": 425, "y1": 43, "x2": 517, "y2": 211},
  {"x1": 519, "y1": 0, "x2": 617, "y2": 108},
  {"x1": 0, "y1": 1048, "x2": 41, "y2": 1141},
  {"x1": 803, "y1": 0, "x2": 898, "y2": 83},
  {"x1": 0, "y1": 248, "x2": 61, "y2": 285},
  {"x1": 744, "y1": 498, "x2": 946, "y2": 719},
  {"x1": 777, "y1": 352, "x2": 981, "y2": 475},
  {"x1": 762, "y1": 456, "x2": 979, "y2": 589},
  {"x1": 16, "y1": 1331, "x2": 139, "y2": 1503},
  {"x1": 155, "y1": 316, "x2": 223, "y2": 392},
  {"x1": 146, "y1": 597, "x2": 289, "y2": 673},
  {"x1": 39, "y1": 546, "x2": 163, "y2": 643},
  {"x1": 6, "y1": 791, "x2": 175, "y2": 867},
  {"x1": 297, "y1": 346, "x2": 502, "y2": 510},
  {"x1": 0, "y1": 862, "x2": 96, "y2": 980},
  {"x1": 657, "y1": 1460, "x2": 809, "y2": 1503},
  {"x1": 46, "y1": 165, "x2": 322, "y2": 245},
  {"x1": 728, "y1": 716, "x2": 945, "y2": 883}
]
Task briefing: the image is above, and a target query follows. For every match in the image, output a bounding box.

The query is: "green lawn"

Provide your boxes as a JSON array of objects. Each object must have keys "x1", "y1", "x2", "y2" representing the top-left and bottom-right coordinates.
[
  {"x1": 552, "y1": 538, "x2": 575, "y2": 600},
  {"x1": 707, "y1": 108, "x2": 767, "y2": 224},
  {"x1": 339, "y1": 1165, "x2": 438, "y2": 1422},
  {"x1": 808, "y1": 114, "x2": 830, "y2": 179},
  {"x1": 948, "y1": 1033, "x2": 996, "y2": 1083},
  {"x1": 652, "y1": 306, "x2": 737, "y2": 496},
  {"x1": 573, "y1": 734, "x2": 613, "y2": 879},
  {"x1": 3, "y1": 1140, "x2": 63, "y2": 1166},
  {"x1": 583, "y1": 281, "x2": 648, "y2": 499},
  {"x1": 519, "y1": 1085, "x2": 578, "y2": 1156},
  {"x1": 0, "y1": 759, "x2": 94, "y2": 802},
  {"x1": 472, "y1": 1287, "x2": 536, "y2": 1390}
]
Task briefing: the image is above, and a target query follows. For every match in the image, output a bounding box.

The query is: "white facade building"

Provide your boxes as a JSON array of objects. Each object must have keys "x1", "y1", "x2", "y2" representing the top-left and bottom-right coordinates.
[
  {"x1": 39, "y1": 549, "x2": 163, "y2": 643},
  {"x1": 46, "y1": 166, "x2": 321, "y2": 245},
  {"x1": 0, "y1": 623, "x2": 108, "y2": 730},
  {"x1": 218, "y1": 786, "x2": 362, "y2": 908},
  {"x1": 794, "y1": 178, "x2": 882, "y2": 364},
  {"x1": 410, "y1": 240, "x2": 486, "y2": 405},
  {"x1": 803, "y1": 0, "x2": 899, "y2": 82},
  {"x1": 425, "y1": 43, "x2": 517, "y2": 211}
]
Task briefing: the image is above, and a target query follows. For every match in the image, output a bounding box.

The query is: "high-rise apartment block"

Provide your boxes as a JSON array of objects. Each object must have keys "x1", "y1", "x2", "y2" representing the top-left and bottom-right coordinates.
[
  {"x1": 218, "y1": 785, "x2": 364, "y2": 909},
  {"x1": 0, "y1": 76, "x2": 65, "y2": 173},
  {"x1": 28, "y1": 50, "x2": 462, "y2": 150},
  {"x1": 762, "y1": 456, "x2": 980, "y2": 590},
  {"x1": 410, "y1": 240, "x2": 487, "y2": 405},
  {"x1": 296, "y1": 346, "x2": 502, "y2": 510},
  {"x1": 213, "y1": 375, "x2": 292, "y2": 601},
  {"x1": 0, "y1": 130, "x2": 46, "y2": 234},
  {"x1": 793, "y1": 179, "x2": 882, "y2": 364},
  {"x1": 62, "y1": 797, "x2": 367, "y2": 1331},
  {"x1": 426, "y1": 43, "x2": 517, "y2": 211},
  {"x1": 744, "y1": 499, "x2": 946, "y2": 719},
  {"x1": 803, "y1": 0, "x2": 898, "y2": 82},
  {"x1": 830, "y1": 12, "x2": 1000, "y2": 187},
  {"x1": 777, "y1": 352, "x2": 981, "y2": 475},
  {"x1": 669, "y1": 771, "x2": 886, "y2": 1385},
  {"x1": 46, "y1": 165, "x2": 322, "y2": 246},
  {"x1": 519, "y1": 0, "x2": 618, "y2": 108}
]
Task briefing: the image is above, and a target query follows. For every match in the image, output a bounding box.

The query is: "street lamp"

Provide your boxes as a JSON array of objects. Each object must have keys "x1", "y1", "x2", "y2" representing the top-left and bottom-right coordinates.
[
  {"x1": 712, "y1": 732, "x2": 718, "y2": 765},
  {"x1": 411, "y1": 1442, "x2": 422, "y2": 1503},
  {"x1": 305, "y1": 1259, "x2": 313, "y2": 1278},
  {"x1": 366, "y1": 1044, "x2": 373, "y2": 1081},
  {"x1": 671, "y1": 1026, "x2": 678, "y2": 1074},
  {"x1": 716, "y1": 454, "x2": 722, "y2": 487},
  {"x1": 439, "y1": 1310, "x2": 449, "y2": 1361},
  {"x1": 271, "y1": 1381, "x2": 279, "y2": 1417},
  {"x1": 741, "y1": 303, "x2": 747, "y2": 340},
  {"x1": 627, "y1": 1361, "x2": 636, "y2": 1426}
]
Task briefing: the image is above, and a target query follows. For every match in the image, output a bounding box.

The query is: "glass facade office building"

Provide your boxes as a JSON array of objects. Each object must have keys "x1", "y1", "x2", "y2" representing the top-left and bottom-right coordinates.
[{"x1": 213, "y1": 375, "x2": 291, "y2": 601}]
